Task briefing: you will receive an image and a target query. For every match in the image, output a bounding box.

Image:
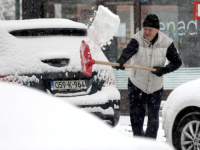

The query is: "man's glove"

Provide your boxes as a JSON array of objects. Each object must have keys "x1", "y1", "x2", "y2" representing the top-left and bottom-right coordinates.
[
  {"x1": 115, "y1": 57, "x2": 126, "y2": 70},
  {"x1": 151, "y1": 67, "x2": 168, "y2": 77}
]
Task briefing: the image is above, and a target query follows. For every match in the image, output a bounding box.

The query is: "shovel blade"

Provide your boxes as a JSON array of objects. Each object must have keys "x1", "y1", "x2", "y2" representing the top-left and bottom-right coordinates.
[{"x1": 80, "y1": 40, "x2": 95, "y2": 76}]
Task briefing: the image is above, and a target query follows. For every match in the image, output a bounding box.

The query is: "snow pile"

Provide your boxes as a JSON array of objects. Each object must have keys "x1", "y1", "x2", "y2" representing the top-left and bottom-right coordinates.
[
  {"x1": 0, "y1": 74, "x2": 39, "y2": 85},
  {"x1": 0, "y1": 82, "x2": 175, "y2": 150},
  {"x1": 80, "y1": 5, "x2": 120, "y2": 86},
  {"x1": 48, "y1": 86, "x2": 120, "y2": 117},
  {"x1": 0, "y1": 25, "x2": 110, "y2": 76},
  {"x1": 88, "y1": 5, "x2": 120, "y2": 48},
  {"x1": 95, "y1": 69, "x2": 116, "y2": 87},
  {"x1": 38, "y1": 52, "x2": 70, "y2": 60},
  {"x1": 82, "y1": 107, "x2": 114, "y2": 115},
  {"x1": 163, "y1": 79, "x2": 200, "y2": 118},
  {"x1": 114, "y1": 116, "x2": 166, "y2": 142},
  {"x1": 48, "y1": 85, "x2": 119, "y2": 116},
  {"x1": 0, "y1": 27, "x2": 85, "y2": 75},
  {"x1": 49, "y1": 86, "x2": 92, "y2": 97},
  {"x1": 60, "y1": 86, "x2": 120, "y2": 105},
  {"x1": 1, "y1": 19, "x2": 87, "y2": 32}
]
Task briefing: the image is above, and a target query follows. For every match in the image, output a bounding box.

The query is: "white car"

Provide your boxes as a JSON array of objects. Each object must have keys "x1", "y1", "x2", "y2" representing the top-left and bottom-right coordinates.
[
  {"x1": 0, "y1": 18, "x2": 120, "y2": 126},
  {"x1": 162, "y1": 79, "x2": 200, "y2": 150},
  {"x1": 0, "y1": 82, "x2": 175, "y2": 150}
]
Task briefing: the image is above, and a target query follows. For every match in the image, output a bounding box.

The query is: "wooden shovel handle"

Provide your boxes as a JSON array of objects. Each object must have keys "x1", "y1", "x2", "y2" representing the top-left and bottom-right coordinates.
[{"x1": 95, "y1": 60, "x2": 156, "y2": 72}]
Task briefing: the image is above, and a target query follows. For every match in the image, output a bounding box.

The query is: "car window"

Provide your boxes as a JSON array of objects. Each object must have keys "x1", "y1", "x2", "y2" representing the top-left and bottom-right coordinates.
[{"x1": 9, "y1": 28, "x2": 87, "y2": 36}]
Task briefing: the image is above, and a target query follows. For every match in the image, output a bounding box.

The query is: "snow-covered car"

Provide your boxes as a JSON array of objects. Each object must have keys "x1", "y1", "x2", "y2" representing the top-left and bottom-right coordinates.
[
  {"x1": 0, "y1": 18, "x2": 120, "y2": 126},
  {"x1": 162, "y1": 79, "x2": 200, "y2": 150},
  {"x1": 0, "y1": 82, "x2": 174, "y2": 150}
]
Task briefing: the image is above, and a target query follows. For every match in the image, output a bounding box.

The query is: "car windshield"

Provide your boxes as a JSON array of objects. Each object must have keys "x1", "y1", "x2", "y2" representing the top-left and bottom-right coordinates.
[{"x1": 9, "y1": 28, "x2": 87, "y2": 36}]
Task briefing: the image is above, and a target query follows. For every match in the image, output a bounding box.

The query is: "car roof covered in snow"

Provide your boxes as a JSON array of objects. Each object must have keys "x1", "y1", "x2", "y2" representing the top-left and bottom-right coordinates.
[
  {"x1": 0, "y1": 19, "x2": 88, "y2": 32},
  {"x1": 0, "y1": 82, "x2": 174, "y2": 150},
  {"x1": 163, "y1": 78, "x2": 200, "y2": 118},
  {"x1": 162, "y1": 78, "x2": 200, "y2": 138}
]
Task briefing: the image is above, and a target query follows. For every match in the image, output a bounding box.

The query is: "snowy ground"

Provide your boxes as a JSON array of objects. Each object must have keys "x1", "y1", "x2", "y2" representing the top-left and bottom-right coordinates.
[{"x1": 114, "y1": 116, "x2": 166, "y2": 142}]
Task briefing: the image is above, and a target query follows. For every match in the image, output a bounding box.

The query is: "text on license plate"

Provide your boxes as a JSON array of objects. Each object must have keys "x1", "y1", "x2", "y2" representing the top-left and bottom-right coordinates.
[{"x1": 51, "y1": 80, "x2": 86, "y2": 90}]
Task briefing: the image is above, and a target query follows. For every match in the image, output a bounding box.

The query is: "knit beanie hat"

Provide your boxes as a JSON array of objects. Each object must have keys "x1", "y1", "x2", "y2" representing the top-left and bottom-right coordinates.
[{"x1": 143, "y1": 14, "x2": 160, "y2": 29}]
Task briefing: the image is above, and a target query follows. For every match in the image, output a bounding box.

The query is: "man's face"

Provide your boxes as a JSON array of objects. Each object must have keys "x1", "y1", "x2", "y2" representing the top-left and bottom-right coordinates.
[{"x1": 143, "y1": 27, "x2": 159, "y2": 42}]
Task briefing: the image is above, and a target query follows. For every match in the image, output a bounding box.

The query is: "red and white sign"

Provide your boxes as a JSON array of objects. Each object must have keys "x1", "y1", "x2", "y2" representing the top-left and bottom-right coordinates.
[{"x1": 193, "y1": 1, "x2": 200, "y2": 20}]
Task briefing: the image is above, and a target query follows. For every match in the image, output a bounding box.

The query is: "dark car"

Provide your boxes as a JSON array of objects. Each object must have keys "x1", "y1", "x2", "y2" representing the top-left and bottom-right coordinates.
[{"x1": 0, "y1": 19, "x2": 120, "y2": 126}]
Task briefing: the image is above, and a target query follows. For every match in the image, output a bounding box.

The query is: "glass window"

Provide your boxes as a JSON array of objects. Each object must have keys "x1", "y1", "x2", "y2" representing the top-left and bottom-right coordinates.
[{"x1": 141, "y1": 0, "x2": 200, "y2": 67}]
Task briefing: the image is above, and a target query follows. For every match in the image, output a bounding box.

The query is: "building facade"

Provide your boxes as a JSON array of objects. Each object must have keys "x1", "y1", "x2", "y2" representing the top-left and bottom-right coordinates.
[
  {"x1": 20, "y1": 0, "x2": 200, "y2": 114},
  {"x1": 21, "y1": 0, "x2": 200, "y2": 67}
]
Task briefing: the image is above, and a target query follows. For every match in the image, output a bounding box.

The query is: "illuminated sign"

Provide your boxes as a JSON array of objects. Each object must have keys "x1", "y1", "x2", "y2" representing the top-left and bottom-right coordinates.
[{"x1": 193, "y1": 1, "x2": 200, "y2": 20}]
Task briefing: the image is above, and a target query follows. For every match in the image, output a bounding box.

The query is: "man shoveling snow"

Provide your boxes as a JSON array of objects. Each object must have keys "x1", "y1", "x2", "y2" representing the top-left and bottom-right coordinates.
[
  {"x1": 115, "y1": 14, "x2": 182, "y2": 139},
  {"x1": 81, "y1": 7, "x2": 181, "y2": 139}
]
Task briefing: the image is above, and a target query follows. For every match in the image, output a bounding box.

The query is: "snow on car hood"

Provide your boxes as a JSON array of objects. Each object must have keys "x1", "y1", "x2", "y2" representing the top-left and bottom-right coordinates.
[
  {"x1": 0, "y1": 82, "x2": 175, "y2": 150},
  {"x1": 162, "y1": 79, "x2": 200, "y2": 130},
  {"x1": 0, "y1": 18, "x2": 87, "y2": 32}
]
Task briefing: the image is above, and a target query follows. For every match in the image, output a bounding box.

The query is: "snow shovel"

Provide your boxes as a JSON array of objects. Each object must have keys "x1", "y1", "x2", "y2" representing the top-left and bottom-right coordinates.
[{"x1": 80, "y1": 40, "x2": 156, "y2": 76}]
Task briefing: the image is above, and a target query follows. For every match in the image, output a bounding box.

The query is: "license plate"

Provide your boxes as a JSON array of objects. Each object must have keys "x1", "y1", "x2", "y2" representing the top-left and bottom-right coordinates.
[{"x1": 50, "y1": 80, "x2": 86, "y2": 90}]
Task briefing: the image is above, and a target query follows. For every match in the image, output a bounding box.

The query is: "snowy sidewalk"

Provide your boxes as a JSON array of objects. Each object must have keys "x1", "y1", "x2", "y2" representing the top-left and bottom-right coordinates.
[{"x1": 114, "y1": 116, "x2": 166, "y2": 142}]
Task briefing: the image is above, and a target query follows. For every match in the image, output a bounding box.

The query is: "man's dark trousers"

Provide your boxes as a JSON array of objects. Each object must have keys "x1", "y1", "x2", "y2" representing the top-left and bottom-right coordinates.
[{"x1": 128, "y1": 78, "x2": 163, "y2": 139}]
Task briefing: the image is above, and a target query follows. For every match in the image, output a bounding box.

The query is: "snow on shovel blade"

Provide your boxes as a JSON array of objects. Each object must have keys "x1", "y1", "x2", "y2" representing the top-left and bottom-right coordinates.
[{"x1": 80, "y1": 40, "x2": 95, "y2": 76}]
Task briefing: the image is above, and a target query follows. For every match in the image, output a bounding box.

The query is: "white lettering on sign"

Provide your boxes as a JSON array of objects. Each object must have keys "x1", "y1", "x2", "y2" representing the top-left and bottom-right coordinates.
[
  {"x1": 178, "y1": 21, "x2": 185, "y2": 36},
  {"x1": 160, "y1": 20, "x2": 197, "y2": 36},
  {"x1": 167, "y1": 22, "x2": 176, "y2": 31},
  {"x1": 187, "y1": 20, "x2": 197, "y2": 35}
]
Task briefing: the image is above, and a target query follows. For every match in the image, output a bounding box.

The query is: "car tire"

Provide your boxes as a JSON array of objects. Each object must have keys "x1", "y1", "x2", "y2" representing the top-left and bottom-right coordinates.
[
  {"x1": 113, "y1": 109, "x2": 120, "y2": 127},
  {"x1": 174, "y1": 112, "x2": 200, "y2": 150}
]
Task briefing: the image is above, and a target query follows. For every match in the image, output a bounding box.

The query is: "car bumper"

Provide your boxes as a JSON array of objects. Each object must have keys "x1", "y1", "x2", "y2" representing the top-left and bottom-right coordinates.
[
  {"x1": 58, "y1": 86, "x2": 120, "y2": 104},
  {"x1": 58, "y1": 86, "x2": 121, "y2": 126}
]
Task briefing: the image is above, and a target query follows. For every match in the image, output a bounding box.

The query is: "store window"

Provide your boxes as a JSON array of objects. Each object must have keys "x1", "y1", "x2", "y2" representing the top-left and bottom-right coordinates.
[
  {"x1": 116, "y1": 5, "x2": 134, "y2": 61},
  {"x1": 141, "y1": 0, "x2": 200, "y2": 67},
  {"x1": 101, "y1": 2, "x2": 135, "y2": 63},
  {"x1": 141, "y1": 5, "x2": 179, "y2": 65},
  {"x1": 44, "y1": 0, "x2": 97, "y2": 25},
  {"x1": 21, "y1": 0, "x2": 200, "y2": 68}
]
